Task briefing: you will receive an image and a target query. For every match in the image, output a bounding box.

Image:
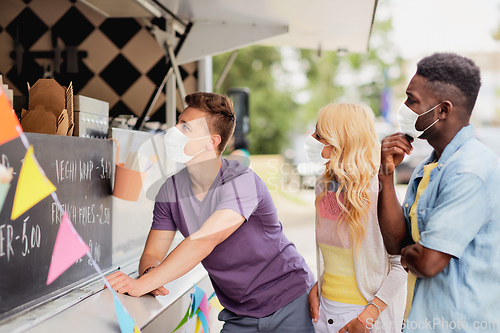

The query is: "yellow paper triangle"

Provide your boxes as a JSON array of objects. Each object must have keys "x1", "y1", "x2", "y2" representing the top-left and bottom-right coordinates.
[
  {"x1": 11, "y1": 146, "x2": 56, "y2": 220},
  {"x1": 134, "y1": 322, "x2": 141, "y2": 333},
  {"x1": 209, "y1": 297, "x2": 223, "y2": 311},
  {"x1": 195, "y1": 317, "x2": 202, "y2": 333}
]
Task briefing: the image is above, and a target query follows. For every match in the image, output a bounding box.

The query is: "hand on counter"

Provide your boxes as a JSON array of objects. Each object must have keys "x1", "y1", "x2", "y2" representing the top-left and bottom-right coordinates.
[
  {"x1": 105, "y1": 210, "x2": 244, "y2": 298},
  {"x1": 105, "y1": 271, "x2": 169, "y2": 297},
  {"x1": 147, "y1": 286, "x2": 169, "y2": 296}
]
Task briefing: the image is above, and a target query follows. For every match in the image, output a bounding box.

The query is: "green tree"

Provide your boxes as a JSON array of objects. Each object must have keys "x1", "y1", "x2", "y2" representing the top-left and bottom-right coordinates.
[
  {"x1": 346, "y1": 18, "x2": 405, "y2": 116},
  {"x1": 297, "y1": 50, "x2": 343, "y2": 125},
  {"x1": 213, "y1": 46, "x2": 299, "y2": 154},
  {"x1": 297, "y1": 16, "x2": 404, "y2": 128},
  {"x1": 213, "y1": 12, "x2": 403, "y2": 154}
]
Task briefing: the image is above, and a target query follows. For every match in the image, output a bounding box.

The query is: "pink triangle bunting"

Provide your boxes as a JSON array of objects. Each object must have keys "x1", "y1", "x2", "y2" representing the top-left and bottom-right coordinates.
[
  {"x1": 46, "y1": 212, "x2": 90, "y2": 285},
  {"x1": 198, "y1": 293, "x2": 209, "y2": 326}
]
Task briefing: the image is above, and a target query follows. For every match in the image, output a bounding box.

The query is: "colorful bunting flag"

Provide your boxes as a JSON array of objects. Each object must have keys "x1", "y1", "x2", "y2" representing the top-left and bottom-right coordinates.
[
  {"x1": 172, "y1": 284, "x2": 210, "y2": 333},
  {"x1": 197, "y1": 310, "x2": 209, "y2": 333},
  {"x1": 208, "y1": 293, "x2": 223, "y2": 312},
  {"x1": 194, "y1": 292, "x2": 210, "y2": 333},
  {"x1": 0, "y1": 86, "x2": 143, "y2": 330},
  {"x1": 198, "y1": 293, "x2": 209, "y2": 322},
  {"x1": 195, "y1": 317, "x2": 202, "y2": 333},
  {"x1": 172, "y1": 302, "x2": 193, "y2": 332},
  {"x1": 10, "y1": 146, "x2": 56, "y2": 220},
  {"x1": 112, "y1": 290, "x2": 141, "y2": 333},
  {"x1": 191, "y1": 284, "x2": 205, "y2": 316},
  {"x1": 46, "y1": 212, "x2": 90, "y2": 284},
  {"x1": 0, "y1": 86, "x2": 22, "y2": 146},
  {"x1": 11, "y1": 146, "x2": 57, "y2": 220}
]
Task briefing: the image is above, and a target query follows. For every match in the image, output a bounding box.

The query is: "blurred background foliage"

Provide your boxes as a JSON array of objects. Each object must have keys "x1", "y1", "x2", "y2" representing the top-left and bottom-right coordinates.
[
  {"x1": 213, "y1": 14, "x2": 404, "y2": 155},
  {"x1": 213, "y1": 46, "x2": 299, "y2": 154}
]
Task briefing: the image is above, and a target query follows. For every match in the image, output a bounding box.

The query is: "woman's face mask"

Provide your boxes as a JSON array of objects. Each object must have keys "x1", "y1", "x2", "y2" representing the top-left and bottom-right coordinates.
[
  {"x1": 304, "y1": 134, "x2": 331, "y2": 165},
  {"x1": 397, "y1": 102, "x2": 441, "y2": 139}
]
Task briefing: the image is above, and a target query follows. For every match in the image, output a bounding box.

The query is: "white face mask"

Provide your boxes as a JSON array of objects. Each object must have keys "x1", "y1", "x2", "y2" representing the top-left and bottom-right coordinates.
[
  {"x1": 397, "y1": 102, "x2": 441, "y2": 139},
  {"x1": 304, "y1": 135, "x2": 330, "y2": 165},
  {"x1": 164, "y1": 126, "x2": 210, "y2": 164}
]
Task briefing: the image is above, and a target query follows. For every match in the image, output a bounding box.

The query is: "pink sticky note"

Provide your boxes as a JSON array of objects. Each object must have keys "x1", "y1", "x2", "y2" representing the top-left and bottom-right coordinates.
[{"x1": 46, "y1": 212, "x2": 90, "y2": 285}]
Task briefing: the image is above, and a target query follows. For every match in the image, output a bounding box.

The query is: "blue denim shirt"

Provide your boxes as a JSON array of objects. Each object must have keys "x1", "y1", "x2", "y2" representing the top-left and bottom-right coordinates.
[{"x1": 402, "y1": 124, "x2": 500, "y2": 332}]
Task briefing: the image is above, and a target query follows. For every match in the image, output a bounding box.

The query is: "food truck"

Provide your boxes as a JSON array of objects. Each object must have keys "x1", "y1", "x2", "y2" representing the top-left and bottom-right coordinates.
[{"x1": 0, "y1": 0, "x2": 377, "y2": 331}]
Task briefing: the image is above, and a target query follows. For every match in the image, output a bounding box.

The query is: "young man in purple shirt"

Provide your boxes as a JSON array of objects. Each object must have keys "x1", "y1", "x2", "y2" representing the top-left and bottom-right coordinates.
[{"x1": 107, "y1": 92, "x2": 315, "y2": 332}]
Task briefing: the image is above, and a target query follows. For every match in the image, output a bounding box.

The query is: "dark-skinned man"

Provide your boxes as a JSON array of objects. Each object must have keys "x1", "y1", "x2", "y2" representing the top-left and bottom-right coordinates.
[{"x1": 378, "y1": 53, "x2": 500, "y2": 332}]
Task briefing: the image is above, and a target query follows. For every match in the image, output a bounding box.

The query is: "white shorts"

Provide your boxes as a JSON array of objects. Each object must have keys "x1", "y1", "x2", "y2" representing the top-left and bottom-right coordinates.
[{"x1": 313, "y1": 296, "x2": 368, "y2": 333}]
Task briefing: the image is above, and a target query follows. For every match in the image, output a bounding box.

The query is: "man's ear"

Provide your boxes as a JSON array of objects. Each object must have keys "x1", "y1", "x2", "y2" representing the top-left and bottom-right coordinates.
[
  {"x1": 438, "y1": 101, "x2": 453, "y2": 120},
  {"x1": 207, "y1": 134, "x2": 222, "y2": 151}
]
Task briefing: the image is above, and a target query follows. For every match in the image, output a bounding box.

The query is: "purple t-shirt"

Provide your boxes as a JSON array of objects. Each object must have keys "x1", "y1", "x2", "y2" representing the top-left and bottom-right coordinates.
[{"x1": 152, "y1": 159, "x2": 314, "y2": 317}]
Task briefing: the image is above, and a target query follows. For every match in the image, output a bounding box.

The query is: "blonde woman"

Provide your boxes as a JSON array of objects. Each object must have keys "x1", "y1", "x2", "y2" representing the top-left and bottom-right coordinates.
[{"x1": 305, "y1": 103, "x2": 406, "y2": 333}]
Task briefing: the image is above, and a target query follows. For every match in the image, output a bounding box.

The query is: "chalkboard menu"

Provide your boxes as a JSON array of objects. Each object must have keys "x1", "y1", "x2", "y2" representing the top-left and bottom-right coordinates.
[{"x1": 0, "y1": 133, "x2": 113, "y2": 318}]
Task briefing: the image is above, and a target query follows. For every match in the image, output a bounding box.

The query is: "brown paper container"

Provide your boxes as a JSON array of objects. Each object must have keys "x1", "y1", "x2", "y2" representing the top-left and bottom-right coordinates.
[
  {"x1": 21, "y1": 105, "x2": 56, "y2": 134},
  {"x1": 29, "y1": 79, "x2": 65, "y2": 118},
  {"x1": 66, "y1": 82, "x2": 74, "y2": 136},
  {"x1": 56, "y1": 109, "x2": 69, "y2": 136},
  {"x1": 21, "y1": 108, "x2": 29, "y2": 119}
]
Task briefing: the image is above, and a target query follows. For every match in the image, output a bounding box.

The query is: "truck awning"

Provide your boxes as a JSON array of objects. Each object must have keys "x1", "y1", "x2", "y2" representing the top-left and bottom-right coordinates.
[
  {"x1": 170, "y1": 0, "x2": 378, "y2": 63},
  {"x1": 81, "y1": 0, "x2": 378, "y2": 64}
]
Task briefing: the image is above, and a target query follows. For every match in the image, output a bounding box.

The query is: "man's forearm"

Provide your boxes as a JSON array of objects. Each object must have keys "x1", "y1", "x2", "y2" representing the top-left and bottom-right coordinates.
[
  {"x1": 403, "y1": 243, "x2": 451, "y2": 278},
  {"x1": 139, "y1": 254, "x2": 162, "y2": 277},
  {"x1": 137, "y1": 236, "x2": 215, "y2": 294},
  {"x1": 403, "y1": 244, "x2": 428, "y2": 278},
  {"x1": 138, "y1": 229, "x2": 176, "y2": 277},
  {"x1": 378, "y1": 174, "x2": 409, "y2": 255},
  {"x1": 136, "y1": 212, "x2": 243, "y2": 295}
]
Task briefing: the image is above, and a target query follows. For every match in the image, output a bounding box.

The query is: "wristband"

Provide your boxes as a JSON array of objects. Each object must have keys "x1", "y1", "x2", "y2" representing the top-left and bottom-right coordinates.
[
  {"x1": 357, "y1": 314, "x2": 373, "y2": 329},
  {"x1": 366, "y1": 302, "x2": 381, "y2": 320},
  {"x1": 142, "y1": 266, "x2": 155, "y2": 275},
  {"x1": 364, "y1": 308, "x2": 377, "y2": 321}
]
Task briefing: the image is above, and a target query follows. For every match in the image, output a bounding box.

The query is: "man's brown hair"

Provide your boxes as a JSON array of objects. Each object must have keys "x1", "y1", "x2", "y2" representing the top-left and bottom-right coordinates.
[{"x1": 184, "y1": 92, "x2": 236, "y2": 154}]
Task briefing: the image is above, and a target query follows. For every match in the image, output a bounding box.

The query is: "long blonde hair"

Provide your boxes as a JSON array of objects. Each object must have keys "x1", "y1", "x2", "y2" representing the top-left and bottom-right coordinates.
[{"x1": 315, "y1": 103, "x2": 380, "y2": 252}]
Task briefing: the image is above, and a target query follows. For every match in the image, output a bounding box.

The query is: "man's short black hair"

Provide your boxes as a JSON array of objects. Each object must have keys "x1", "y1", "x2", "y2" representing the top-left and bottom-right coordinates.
[{"x1": 416, "y1": 53, "x2": 481, "y2": 114}]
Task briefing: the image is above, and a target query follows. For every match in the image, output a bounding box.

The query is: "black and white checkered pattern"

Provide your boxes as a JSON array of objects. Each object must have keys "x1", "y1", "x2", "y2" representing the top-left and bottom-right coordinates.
[{"x1": 0, "y1": 0, "x2": 198, "y2": 123}]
